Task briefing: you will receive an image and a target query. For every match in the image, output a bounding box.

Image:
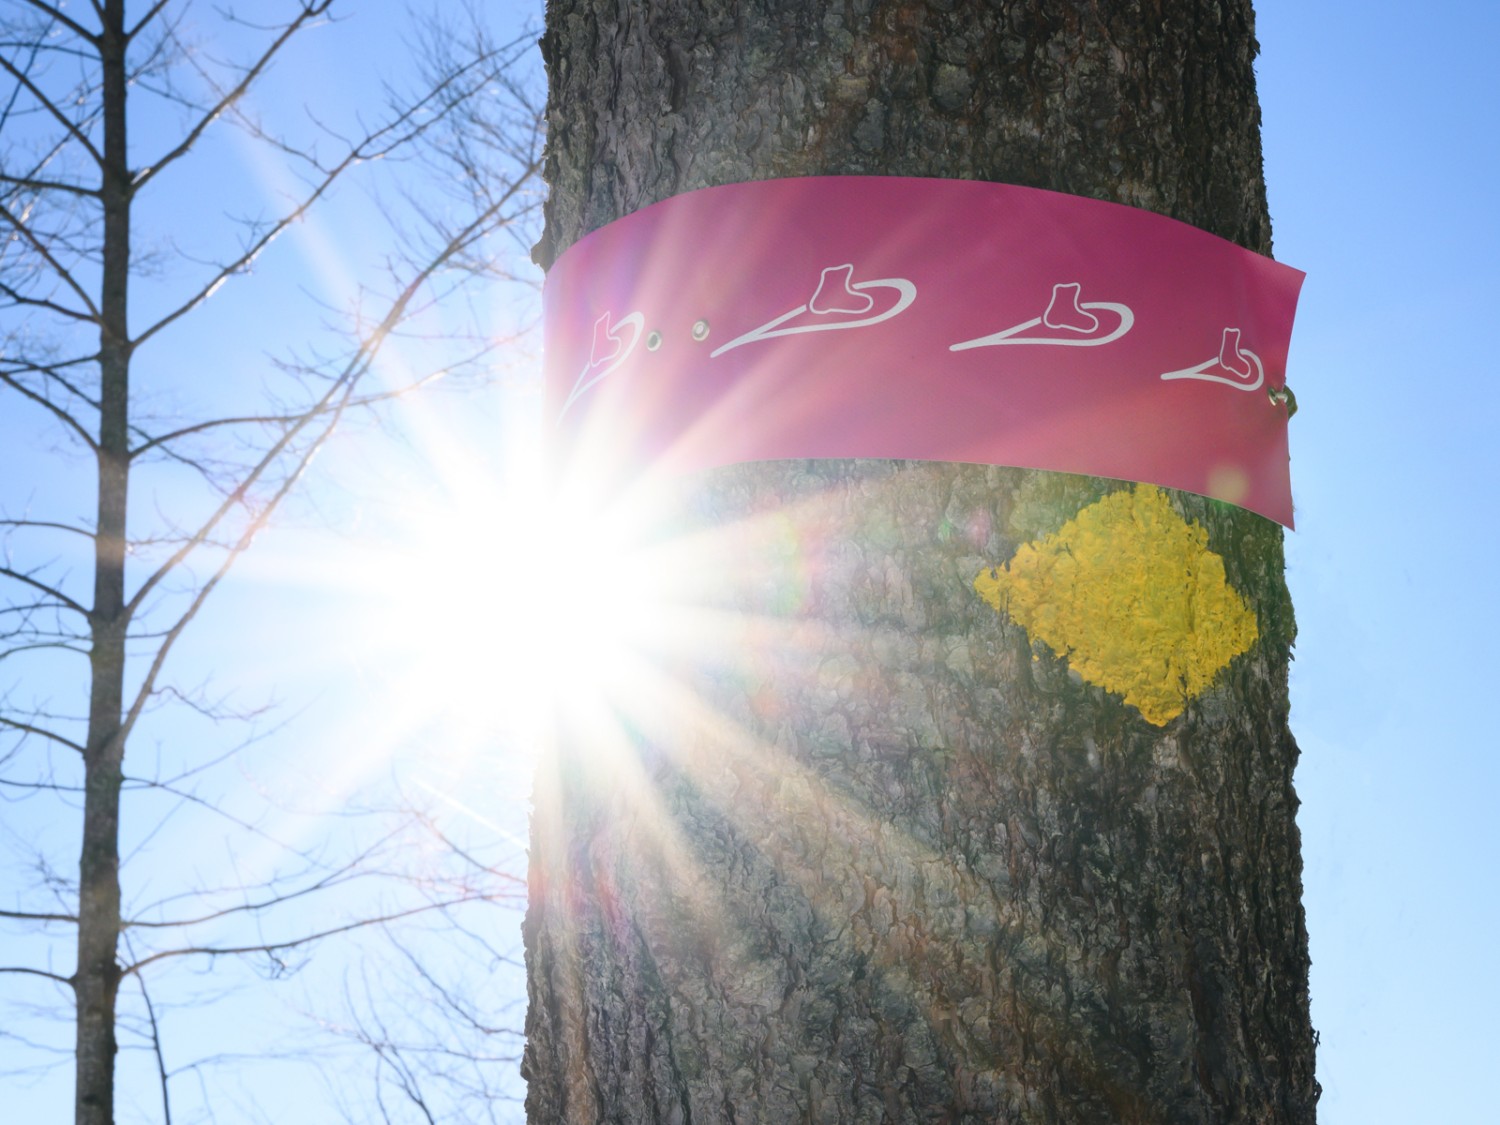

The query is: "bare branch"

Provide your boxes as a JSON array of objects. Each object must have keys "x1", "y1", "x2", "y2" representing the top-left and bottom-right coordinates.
[
  {"x1": 0, "y1": 965, "x2": 73, "y2": 987},
  {"x1": 125, "y1": 0, "x2": 173, "y2": 43},
  {"x1": 411, "y1": 814, "x2": 525, "y2": 893},
  {"x1": 0, "y1": 907, "x2": 77, "y2": 924},
  {"x1": 132, "y1": 45, "x2": 510, "y2": 351},
  {"x1": 127, "y1": 372, "x2": 449, "y2": 460},
  {"x1": 130, "y1": 167, "x2": 346, "y2": 349},
  {"x1": 16, "y1": 0, "x2": 99, "y2": 46},
  {"x1": 124, "y1": 143, "x2": 537, "y2": 635},
  {"x1": 121, "y1": 896, "x2": 493, "y2": 978},
  {"x1": 0, "y1": 367, "x2": 100, "y2": 448},
  {"x1": 0, "y1": 642, "x2": 90, "y2": 666},
  {"x1": 0, "y1": 777, "x2": 79, "y2": 793},
  {"x1": 390, "y1": 938, "x2": 511, "y2": 1040},
  {"x1": 118, "y1": 412, "x2": 344, "y2": 750},
  {"x1": 0, "y1": 170, "x2": 98, "y2": 198},
  {"x1": 1, "y1": 353, "x2": 102, "y2": 408},
  {"x1": 131, "y1": 2, "x2": 334, "y2": 192},
  {"x1": 0, "y1": 54, "x2": 102, "y2": 167},
  {"x1": 0, "y1": 565, "x2": 88, "y2": 618},
  {"x1": 120, "y1": 933, "x2": 175, "y2": 1125},
  {"x1": 0, "y1": 278, "x2": 99, "y2": 324},
  {"x1": 0, "y1": 518, "x2": 93, "y2": 540},
  {"x1": 127, "y1": 711, "x2": 299, "y2": 792},
  {"x1": 0, "y1": 201, "x2": 103, "y2": 319},
  {"x1": 126, "y1": 826, "x2": 410, "y2": 931},
  {"x1": 0, "y1": 716, "x2": 85, "y2": 755}
]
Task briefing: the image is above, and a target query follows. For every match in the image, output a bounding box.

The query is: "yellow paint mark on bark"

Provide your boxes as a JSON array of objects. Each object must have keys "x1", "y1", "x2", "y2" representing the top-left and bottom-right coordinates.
[{"x1": 973, "y1": 485, "x2": 1258, "y2": 726}]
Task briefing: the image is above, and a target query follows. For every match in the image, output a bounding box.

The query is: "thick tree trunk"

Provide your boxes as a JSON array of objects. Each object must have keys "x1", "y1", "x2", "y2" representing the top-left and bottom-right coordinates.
[{"x1": 525, "y1": 2, "x2": 1316, "y2": 1122}]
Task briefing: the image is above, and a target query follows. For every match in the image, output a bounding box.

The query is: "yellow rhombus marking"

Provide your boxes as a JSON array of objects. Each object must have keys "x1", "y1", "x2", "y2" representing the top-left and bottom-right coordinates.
[{"x1": 973, "y1": 486, "x2": 1258, "y2": 726}]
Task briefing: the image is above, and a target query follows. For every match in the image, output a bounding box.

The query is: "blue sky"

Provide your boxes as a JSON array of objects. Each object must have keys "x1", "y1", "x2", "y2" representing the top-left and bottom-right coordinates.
[
  {"x1": 1258, "y1": 1, "x2": 1500, "y2": 1120},
  {"x1": 3, "y1": 1, "x2": 1496, "y2": 1121}
]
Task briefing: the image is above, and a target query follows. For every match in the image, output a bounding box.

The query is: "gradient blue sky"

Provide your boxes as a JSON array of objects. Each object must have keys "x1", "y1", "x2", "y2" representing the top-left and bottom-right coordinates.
[
  {"x1": 3, "y1": 2, "x2": 1496, "y2": 1121},
  {"x1": 1258, "y1": 2, "x2": 1500, "y2": 1121}
]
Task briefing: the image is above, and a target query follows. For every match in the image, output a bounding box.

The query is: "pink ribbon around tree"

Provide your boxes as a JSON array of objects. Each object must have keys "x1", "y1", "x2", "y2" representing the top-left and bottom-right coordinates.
[{"x1": 544, "y1": 177, "x2": 1303, "y2": 527}]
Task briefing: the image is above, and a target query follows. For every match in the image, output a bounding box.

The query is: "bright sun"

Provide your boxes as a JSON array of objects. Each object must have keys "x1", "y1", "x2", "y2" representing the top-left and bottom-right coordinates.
[
  {"x1": 289, "y1": 392, "x2": 686, "y2": 780},
  {"x1": 380, "y1": 468, "x2": 668, "y2": 748}
]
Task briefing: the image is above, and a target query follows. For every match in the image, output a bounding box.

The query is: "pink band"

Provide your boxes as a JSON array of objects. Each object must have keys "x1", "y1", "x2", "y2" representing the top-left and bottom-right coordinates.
[{"x1": 545, "y1": 177, "x2": 1302, "y2": 527}]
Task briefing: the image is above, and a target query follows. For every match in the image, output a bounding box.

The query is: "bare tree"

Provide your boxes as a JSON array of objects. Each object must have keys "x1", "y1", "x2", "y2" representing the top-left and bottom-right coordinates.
[{"x1": 0, "y1": 2, "x2": 542, "y2": 1121}]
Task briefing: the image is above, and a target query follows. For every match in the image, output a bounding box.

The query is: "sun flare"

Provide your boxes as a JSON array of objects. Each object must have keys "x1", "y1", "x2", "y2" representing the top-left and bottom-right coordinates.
[{"x1": 314, "y1": 394, "x2": 720, "y2": 788}]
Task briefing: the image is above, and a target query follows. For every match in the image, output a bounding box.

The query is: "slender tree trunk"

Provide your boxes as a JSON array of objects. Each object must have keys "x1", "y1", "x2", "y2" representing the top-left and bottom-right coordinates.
[
  {"x1": 525, "y1": 2, "x2": 1316, "y2": 1122},
  {"x1": 78, "y1": 3, "x2": 131, "y2": 1121}
]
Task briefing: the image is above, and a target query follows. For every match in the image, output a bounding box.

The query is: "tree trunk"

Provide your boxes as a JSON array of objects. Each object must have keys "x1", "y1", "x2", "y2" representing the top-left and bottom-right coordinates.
[
  {"x1": 77, "y1": 4, "x2": 131, "y2": 1123},
  {"x1": 524, "y1": 2, "x2": 1317, "y2": 1122}
]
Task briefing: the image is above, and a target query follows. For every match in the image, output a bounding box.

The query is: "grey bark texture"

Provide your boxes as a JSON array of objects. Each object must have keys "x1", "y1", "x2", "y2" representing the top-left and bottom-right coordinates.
[
  {"x1": 524, "y1": 2, "x2": 1317, "y2": 1123},
  {"x1": 79, "y1": 3, "x2": 131, "y2": 1121}
]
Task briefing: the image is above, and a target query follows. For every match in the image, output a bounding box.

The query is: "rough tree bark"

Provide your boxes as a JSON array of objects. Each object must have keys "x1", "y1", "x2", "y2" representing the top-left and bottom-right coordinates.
[{"x1": 524, "y1": 2, "x2": 1316, "y2": 1122}]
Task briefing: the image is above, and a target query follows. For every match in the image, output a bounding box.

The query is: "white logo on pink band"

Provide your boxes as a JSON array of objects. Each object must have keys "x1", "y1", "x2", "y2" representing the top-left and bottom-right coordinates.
[
  {"x1": 1160, "y1": 327, "x2": 1264, "y2": 392},
  {"x1": 544, "y1": 178, "x2": 1303, "y2": 527},
  {"x1": 951, "y1": 282, "x2": 1134, "y2": 351},
  {"x1": 710, "y1": 263, "x2": 917, "y2": 358},
  {"x1": 559, "y1": 310, "x2": 644, "y2": 419}
]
